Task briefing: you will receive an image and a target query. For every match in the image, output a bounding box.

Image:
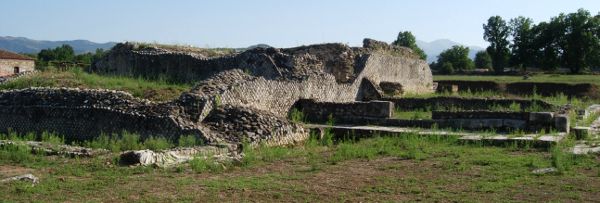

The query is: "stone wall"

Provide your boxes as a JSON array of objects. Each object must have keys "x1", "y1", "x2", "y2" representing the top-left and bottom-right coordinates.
[
  {"x1": 1, "y1": 39, "x2": 434, "y2": 147},
  {"x1": 312, "y1": 111, "x2": 569, "y2": 133},
  {"x1": 0, "y1": 87, "x2": 315, "y2": 146},
  {"x1": 506, "y1": 82, "x2": 599, "y2": 99},
  {"x1": 175, "y1": 39, "x2": 433, "y2": 120},
  {"x1": 92, "y1": 39, "x2": 433, "y2": 95},
  {"x1": 385, "y1": 96, "x2": 557, "y2": 111},
  {"x1": 294, "y1": 99, "x2": 394, "y2": 123},
  {"x1": 0, "y1": 88, "x2": 207, "y2": 142},
  {"x1": 436, "y1": 80, "x2": 502, "y2": 92},
  {"x1": 436, "y1": 80, "x2": 600, "y2": 99},
  {"x1": 0, "y1": 59, "x2": 34, "y2": 77}
]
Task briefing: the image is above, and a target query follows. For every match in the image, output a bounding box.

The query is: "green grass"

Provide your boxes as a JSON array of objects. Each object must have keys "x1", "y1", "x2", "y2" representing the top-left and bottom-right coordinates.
[
  {"x1": 582, "y1": 112, "x2": 600, "y2": 126},
  {"x1": 1, "y1": 131, "x2": 599, "y2": 202},
  {"x1": 189, "y1": 156, "x2": 227, "y2": 173},
  {"x1": 434, "y1": 74, "x2": 600, "y2": 85},
  {"x1": 1, "y1": 131, "x2": 203, "y2": 153},
  {"x1": 394, "y1": 109, "x2": 432, "y2": 120},
  {"x1": 0, "y1": 68, "x2": 191, "y2": 101}
]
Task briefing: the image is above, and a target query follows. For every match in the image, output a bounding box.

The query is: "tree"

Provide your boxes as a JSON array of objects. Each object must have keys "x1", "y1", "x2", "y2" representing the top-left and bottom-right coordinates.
[
  {"x1": 483, "y1": 16, "x2": 511, "y2": 74},
  {"x1": 562, "y1": 9, "x2": 599, "y2": 73},
  {"x1": 440, "y1": 62, "x2": 454, "y2": 74},
  {"x1": 531, "y1": 21, "x2": 563, "y2": 71},
  {"x1": 37, "y1": 44, "x2": 75, "y2": 62},
  {"x1": 436, "y1": 45, "x2": 474, "y2": 72},
  {"x1": 53, "y1": 44, "x2": 75, "y2": 61},
  {"x1": 509, "y1": 16, "x2": 535, "y2": 69},
  {"x1": 588, "y1": 13, "x2": 600, "y2": 69},
  {"x1": 392, "y1": 31, "x2": 427, "y2": 60},
  {"x1": 474, "y1": 50, "x2": 492, "y2": 69}
]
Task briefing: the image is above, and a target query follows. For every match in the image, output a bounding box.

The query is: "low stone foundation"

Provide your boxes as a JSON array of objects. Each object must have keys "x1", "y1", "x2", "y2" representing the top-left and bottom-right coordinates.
[
  {"x1": 307, "y1": 110, "x2": 570, "y2": 133},
  {"x1": 384, "y1": 97, "x2": 556, "y2": 111},
  {"x1": 294, "y1": 99, "x2": 394, "y2": 123},
  {"x1": 436, "y1": 80, "x2": 600, "y2": 99}
]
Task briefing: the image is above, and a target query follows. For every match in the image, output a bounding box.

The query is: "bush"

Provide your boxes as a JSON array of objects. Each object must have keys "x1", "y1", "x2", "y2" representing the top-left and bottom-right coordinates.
[
  {"x1": 178, "y1": 135, "x2": 203, "y2": 147},
  {"x1": 0, "y1": 143, "x2": 35, "y2": 164},
  {"x1": 143, "y1": 136, "x2": 172, "y2": 151}
]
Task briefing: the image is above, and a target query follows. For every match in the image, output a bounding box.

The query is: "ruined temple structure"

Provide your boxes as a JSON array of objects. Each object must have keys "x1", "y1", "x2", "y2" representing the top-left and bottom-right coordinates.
[{"x1": 0, "y1": 39, "x2": 433, "y2": 146}]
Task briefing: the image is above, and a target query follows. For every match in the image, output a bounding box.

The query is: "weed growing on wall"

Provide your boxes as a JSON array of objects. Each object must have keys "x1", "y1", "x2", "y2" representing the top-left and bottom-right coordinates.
[
  {"x1": 289, "y1": 108, "x2": 305, "y2": 123},
  {"x1": 214, "y1": 95, "x2": 222, "y2": 107}
]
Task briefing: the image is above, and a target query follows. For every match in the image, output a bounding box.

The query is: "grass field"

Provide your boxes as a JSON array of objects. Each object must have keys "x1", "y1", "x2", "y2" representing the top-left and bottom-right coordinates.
[
  {"x1": 434, "y1": 74, "x2": 600, "y2": 85},
  {"x1": 1, "y1": 133, "x2": 598, "y2": 202},
  {"x1": 0, "y1": 68, "x2": 191, "y2": 102}
]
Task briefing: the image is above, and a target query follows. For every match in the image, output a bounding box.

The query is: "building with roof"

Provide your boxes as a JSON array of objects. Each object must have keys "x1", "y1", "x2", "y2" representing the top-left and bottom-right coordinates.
[{"x1": 0, "y1": 49, "x2": 35, "y2": 77}]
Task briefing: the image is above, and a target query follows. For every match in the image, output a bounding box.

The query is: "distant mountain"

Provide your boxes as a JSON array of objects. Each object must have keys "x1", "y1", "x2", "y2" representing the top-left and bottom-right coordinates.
[
  {"x1": 416, "y1": 39, "x2": 485, "y2": 63},
  {"x1": 0, "y1": 36, "x2": 117, "y2": 54}
]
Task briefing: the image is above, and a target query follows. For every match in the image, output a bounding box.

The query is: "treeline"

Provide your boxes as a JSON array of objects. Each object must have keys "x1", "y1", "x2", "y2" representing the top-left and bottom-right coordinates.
[
  {"x1": 484, "y1": 8, "x2": 599, "y2": 74},
  {"x1": 398, "y1": 8, "x2": 599, "y2": 74},
  {"x1": 34, "y1": 44, "x2": 107, "y2": 69}
]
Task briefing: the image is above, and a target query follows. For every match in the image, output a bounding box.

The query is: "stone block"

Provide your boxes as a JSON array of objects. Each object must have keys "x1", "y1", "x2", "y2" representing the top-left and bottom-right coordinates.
[
  {"x1": 503, "y1": 119, "x2": 527, "y2": 129},
  {"x1": 528, "y1": 112, "x2": 554, "y2": 124},
  {"x1": 572, "y1": 127, "x2": 590, "y2": 140},
  {"x1": 554, "y1": 115, "x2": 569, "y2": 133}
]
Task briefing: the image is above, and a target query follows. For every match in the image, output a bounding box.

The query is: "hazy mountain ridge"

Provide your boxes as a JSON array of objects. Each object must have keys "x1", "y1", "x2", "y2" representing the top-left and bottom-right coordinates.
[
  {"x1": 416, "y1": 39, "x2": 484, "y2": 63},
  {"x1": 0, "y1": 36, "x2": 117, "y2": 54}
]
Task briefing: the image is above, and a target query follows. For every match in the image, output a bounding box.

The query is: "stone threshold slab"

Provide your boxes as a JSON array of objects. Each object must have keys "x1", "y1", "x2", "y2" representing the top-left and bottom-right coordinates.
[{"x1": 305, "y1": 124, "x2": 565, "y2": 147}]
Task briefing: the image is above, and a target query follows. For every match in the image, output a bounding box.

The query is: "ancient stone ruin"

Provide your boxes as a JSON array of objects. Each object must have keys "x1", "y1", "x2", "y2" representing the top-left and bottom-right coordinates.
[{"x1": 0, "y1": 39, "x2": 434, "y2": 147}]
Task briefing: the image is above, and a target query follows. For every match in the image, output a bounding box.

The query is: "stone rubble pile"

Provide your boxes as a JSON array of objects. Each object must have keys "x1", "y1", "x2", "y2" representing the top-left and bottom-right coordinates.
[{"x1": 204, "y1": 105, "x2": 308, "y2": 146}]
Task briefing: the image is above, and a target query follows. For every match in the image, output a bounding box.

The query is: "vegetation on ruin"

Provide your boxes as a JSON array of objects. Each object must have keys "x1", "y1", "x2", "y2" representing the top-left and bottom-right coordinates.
[
  {"x1": 1, "y1": 130, "x2": 599, "y2": 202},
  {"x1": 132, "y1": 42, "x2": 237, "y2": 58},
  {"x1": 0, "y1": 68, "x2": 191, "y2": 101}
]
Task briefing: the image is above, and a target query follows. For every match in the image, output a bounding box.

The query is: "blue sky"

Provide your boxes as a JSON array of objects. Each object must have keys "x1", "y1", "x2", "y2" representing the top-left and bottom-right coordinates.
[{"x1": 1, "y1": 0, "x2": 598, "y2": 48}]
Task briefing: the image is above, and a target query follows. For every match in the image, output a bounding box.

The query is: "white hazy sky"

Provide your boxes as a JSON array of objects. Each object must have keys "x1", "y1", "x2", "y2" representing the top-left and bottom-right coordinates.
[{"x1": 1, "y1": 0, "x2": 598, "y2": 48}]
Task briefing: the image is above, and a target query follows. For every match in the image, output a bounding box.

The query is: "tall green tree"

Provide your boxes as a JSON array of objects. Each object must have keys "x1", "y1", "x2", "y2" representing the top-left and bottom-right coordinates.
[
  {"x1": 530, "y1": 18, "x2": 564, "y2": 71},
  {"x1": 436, "y1": 45, "x2": 474, "y2": 72},
  {"x1": 474, "y1": 50, "x2": 492, "y2": 69},
  {"x1": 509, "y1": 16, "x2": 535, "y2": 69},
  {"x1": 587, "y1": 13, "x2": 600, "y2": 69},
  {"x1": 483, "y1": 16, "x2": 511, "y2": 74},
  {"x1": 392, "y1": 31, "x2": 427, "y2": 60},
  {"x1": 562, "y1": 9, "x2": 599, "y2": 73}
]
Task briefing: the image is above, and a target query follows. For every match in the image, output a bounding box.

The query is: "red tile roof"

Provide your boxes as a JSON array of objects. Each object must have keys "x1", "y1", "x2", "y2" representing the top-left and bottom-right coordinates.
[{"x1": 0, "y1": 49, "x2": 34, "y2": 60}]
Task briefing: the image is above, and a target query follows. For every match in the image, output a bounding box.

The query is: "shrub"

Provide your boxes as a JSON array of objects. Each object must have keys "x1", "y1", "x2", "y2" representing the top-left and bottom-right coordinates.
[
  {"x1": 143, "y1": 136, "x2": 172, "y2": 150},
  {"x1": 0, "y1": 143, "x2": 35, "y2": 164},
  {"x1": 178, "y1": 135, "x2": 203, "y2": 147}
]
